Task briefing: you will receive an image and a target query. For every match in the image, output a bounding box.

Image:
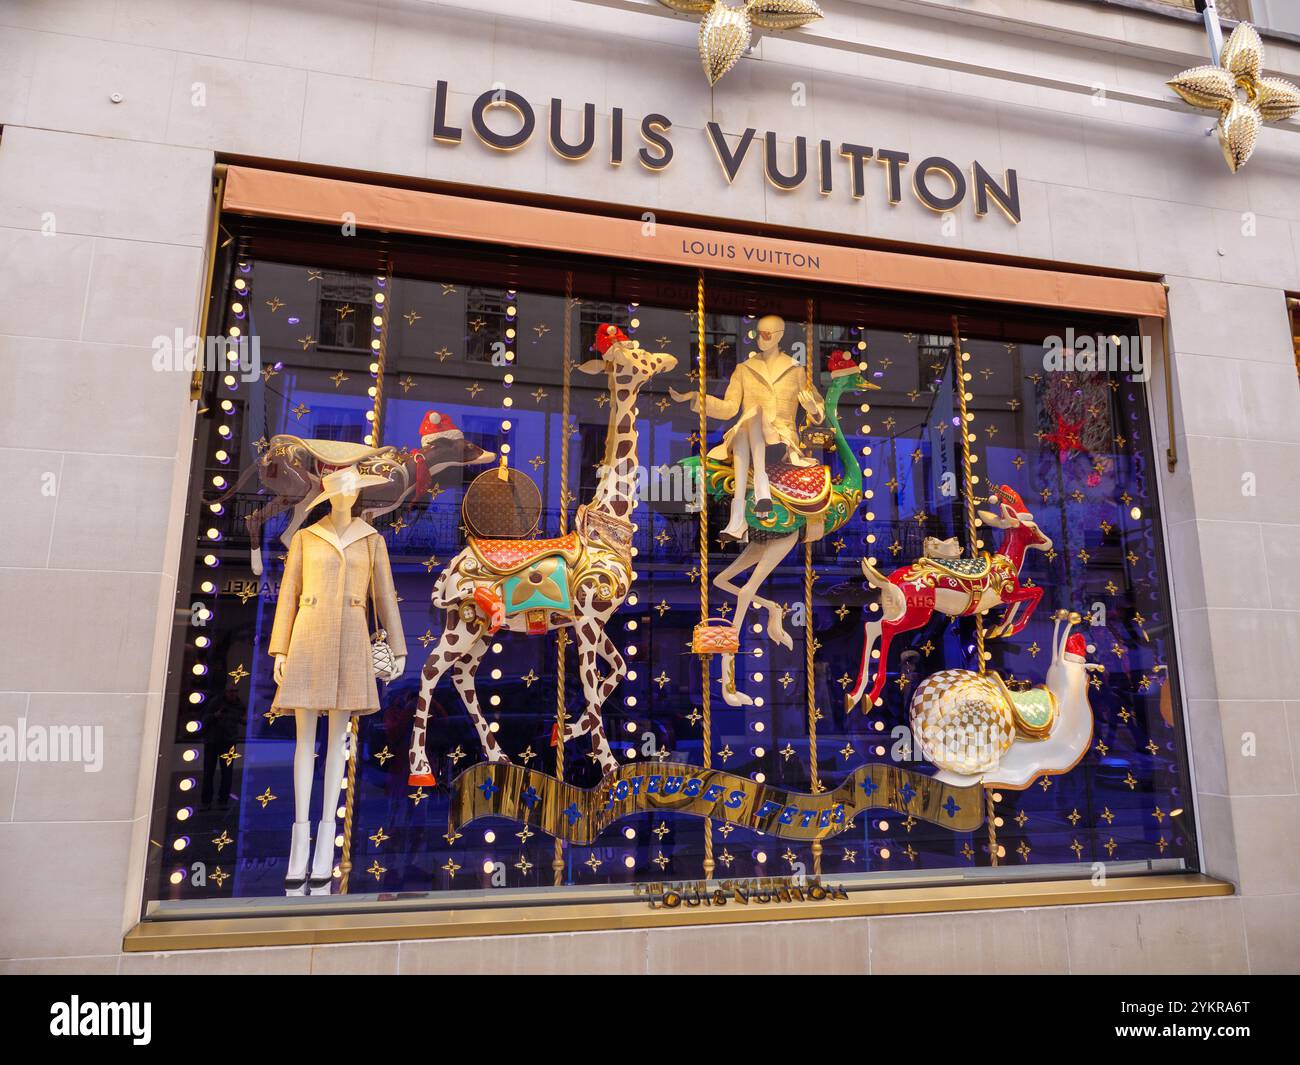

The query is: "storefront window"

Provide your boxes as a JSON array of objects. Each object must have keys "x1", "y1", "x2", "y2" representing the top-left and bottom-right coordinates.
[{"x1": 143, "y1": 218, "x2": 1197, "y2": 919}]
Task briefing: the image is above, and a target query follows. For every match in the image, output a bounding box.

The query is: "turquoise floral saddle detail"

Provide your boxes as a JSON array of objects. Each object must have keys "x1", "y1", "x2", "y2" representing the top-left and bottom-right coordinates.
[{"x1": 502, "y1": 556, "x2": 572, "y2": 616}]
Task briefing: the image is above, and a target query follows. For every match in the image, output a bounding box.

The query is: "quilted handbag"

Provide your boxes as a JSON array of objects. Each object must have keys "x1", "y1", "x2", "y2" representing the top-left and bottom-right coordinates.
[
  {"x1": 691, "y1": 617, "x2": 740, "y2": 655},
  {"x1": 366, "y1": 538, "x2": 398, "y2": 681}
]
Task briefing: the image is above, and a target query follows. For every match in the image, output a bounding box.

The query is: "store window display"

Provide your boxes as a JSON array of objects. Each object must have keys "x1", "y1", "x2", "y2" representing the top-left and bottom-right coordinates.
[{"x1": 142, "y1": 223, "x2": 1198, "y2": 922}]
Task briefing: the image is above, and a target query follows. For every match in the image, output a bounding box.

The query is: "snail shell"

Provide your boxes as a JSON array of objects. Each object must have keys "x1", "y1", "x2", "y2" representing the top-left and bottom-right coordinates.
[{"x1": 909, "y1": 669, "x2": 1016, "y2": 776}]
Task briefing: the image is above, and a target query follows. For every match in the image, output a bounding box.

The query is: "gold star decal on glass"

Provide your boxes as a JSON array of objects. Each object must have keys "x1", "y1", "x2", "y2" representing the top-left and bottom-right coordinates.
[
  {"x1": 255, "y1": 787, "x2": 276, "y2": 808},
  {"x1": 521, "y1": 669, "x2": 538, "y2": 687},
  {"x1": 652, "y1": 852, "x2": 669, "y2": 871},
  {"x1": 399, "y1": 375, "x2": 416, "y2": 393},
  {"x1": 219, "y1": 745, "x2": 241, "y2": 767},
  {"x1": 514, "y1": 854, "x2": 533, "y2": 874},
  {"x1": 290, "y1": 402, "x2": 310, "y2": 420},
  {"x1": 227, "y1": 663, "x2": 250, "y2": 684},
  {"x1": 443, "y1": 825, "x2": 463, "y2": 846},
  {"x1": 441, "y1": 857, "x2": 461, "y2": 878},
  {"x1": 467, "y1": 316, "x2": 486, "y2": 332},
  {"x1": 839, "y1": 742, "x2": 855, "y2": 760},
  {"x1": 584, "y1": 854, "x2": 603, "y2": 872},
  {"x1": 295, "y1": 335, "x2": 315, "y2": 351},
  {"x1": 717, "y1": 743, "x2": 734, "y2": 763},
  {"x1": 778, "y1": 745, "x2": 794, "y2": 762},
  {"x1": 435, "y1": 346, "x2": 453, "y2": 362},
  {"x1": 652, "y1": 671, "x2": 670, "y2": 690},
  {"x1": 212, "y1": 830, "x2": 233, "y2": 852},
  {"x1": 717, "y1": 848, "x2": 735, "y2": 868},
  {"x1": 404, "y1": 310, "x2": 422, "y2": 326},
  {"x1": 365, "y1": 859, "x2": 386, "y2": 880},
  {"x1": 448, "y1": 746, "x2": 467, "y2": 765},
  {"x1": 531, "y1": 387, "x2": 549, "y2": 403},
  {"x1": 465, "y1": 382, "x2": 483, "y2": 398},
  {"x1": 210, "y1": 866, "x2": 230, "y2": 888},
  {"x1": 408, "y1": 786, "x2": 428, "y2": 805}
]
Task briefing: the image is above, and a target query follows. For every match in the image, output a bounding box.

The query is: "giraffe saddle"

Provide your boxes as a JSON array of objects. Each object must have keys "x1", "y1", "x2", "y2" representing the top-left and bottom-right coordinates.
[{"x1": 467, "y1": 532, "x2": 582, "y2": 575}]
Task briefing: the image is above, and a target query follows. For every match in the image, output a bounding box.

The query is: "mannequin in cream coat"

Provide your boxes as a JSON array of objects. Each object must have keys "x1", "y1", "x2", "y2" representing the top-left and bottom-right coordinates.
[
  {"x1": 269, "y1": 466, "x2": 406, "y2": 895},
  {"x1": 670, "y1": 314, "x2": 824, "y2": 541}
]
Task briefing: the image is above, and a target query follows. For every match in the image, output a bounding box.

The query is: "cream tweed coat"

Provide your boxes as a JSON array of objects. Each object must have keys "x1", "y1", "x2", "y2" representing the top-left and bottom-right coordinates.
[
  {"x1": 268, "y1": 519, "x2": 406, "y2": 714},
  {"x1": 695, "y1": 351, "x2": 824, "y2": 468}
]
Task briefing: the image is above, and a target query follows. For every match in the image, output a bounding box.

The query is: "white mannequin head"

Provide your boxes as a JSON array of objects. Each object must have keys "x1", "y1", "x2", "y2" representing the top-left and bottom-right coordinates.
[{"x1": 756, "y1": 314, "x2": 785, "y2": 355}]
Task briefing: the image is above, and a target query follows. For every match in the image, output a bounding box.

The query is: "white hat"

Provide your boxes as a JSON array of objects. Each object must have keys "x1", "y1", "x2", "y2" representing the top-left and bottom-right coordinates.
[{"x1": 305, "y1": 464, "x2": 390, "y2": 512}]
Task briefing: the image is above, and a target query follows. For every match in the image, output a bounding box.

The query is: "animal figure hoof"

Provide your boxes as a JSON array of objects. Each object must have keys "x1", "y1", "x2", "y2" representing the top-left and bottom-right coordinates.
[
  {"x1": 722, "y1": 686, "x2": 754, "y2": 708},
  {"x1": 407, "y1": 772, "x2": 437, "y2": 787},
  {"x1": 250, "y1": 547, "x2": 264, "y2": 577}
]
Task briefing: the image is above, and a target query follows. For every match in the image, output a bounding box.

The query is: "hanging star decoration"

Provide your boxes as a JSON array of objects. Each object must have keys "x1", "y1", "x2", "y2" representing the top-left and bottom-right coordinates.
[
  {"x1": 1168, "y1": 22, "x2": 1300, "y2": 172},
  {"x1": 659, "y1": 1, "x2": 825, "y2": 86}
]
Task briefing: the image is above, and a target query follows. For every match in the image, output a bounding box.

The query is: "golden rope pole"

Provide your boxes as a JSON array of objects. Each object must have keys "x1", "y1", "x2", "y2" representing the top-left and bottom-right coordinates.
[
  {"x1": 804, "y1": 301, "x2": 821, "y2": 878},
  {"x1": 950, "y1": 313, "x2": 996, "y2": 867},
  {"x1": 697, "y1": 272, "x2": 714, "y2": 880},
  {"x1": 553, "y1": 272, "x2": 574, "y2": 886},
  {"x1": 340, "y1": 256, "x2": 394, "y2": 894}
]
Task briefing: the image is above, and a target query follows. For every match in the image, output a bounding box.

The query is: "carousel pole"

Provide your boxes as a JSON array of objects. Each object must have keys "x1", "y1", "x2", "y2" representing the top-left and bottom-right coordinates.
[
  {"x1": 697, "y1": 272, "x2": 715, "y2": 881},
  {"x1": 950, "y1": 313, "x2": 997, "y2": 868},
  {"x1": 339, "y1": 255, "x2": 394, "y2": 894},
  {"x1": 804, "y1": 300, "x2": 822, "y2": 878},
  {"x1": 554, "y1": 272, "x2": 575, "y2": 887}
]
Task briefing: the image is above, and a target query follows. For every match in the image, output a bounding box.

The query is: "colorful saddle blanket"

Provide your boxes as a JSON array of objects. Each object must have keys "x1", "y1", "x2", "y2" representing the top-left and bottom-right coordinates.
[
  {"x1": 468, "y1": 532, "x2": 582, "y2": 575},
  {"x1": 705, "y1": 457, "x2": 831, "y2": 515}
]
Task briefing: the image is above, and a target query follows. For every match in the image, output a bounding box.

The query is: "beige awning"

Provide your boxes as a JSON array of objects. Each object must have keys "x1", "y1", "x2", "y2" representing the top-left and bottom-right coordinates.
[{"x1": 222, "y1": 166, "x2": 1168, "y2": 319}]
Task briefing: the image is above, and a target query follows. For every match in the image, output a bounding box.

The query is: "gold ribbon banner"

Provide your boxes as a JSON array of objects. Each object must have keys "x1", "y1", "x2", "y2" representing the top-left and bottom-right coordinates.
[{"x1": 451, "y1": 760, "x2": 985, "y2": 843}]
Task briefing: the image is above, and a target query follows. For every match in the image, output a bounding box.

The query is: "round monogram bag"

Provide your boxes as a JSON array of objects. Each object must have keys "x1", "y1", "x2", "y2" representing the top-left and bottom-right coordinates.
[{"x1": 462, "y1": 459, "x2": 542, "y2": 540}]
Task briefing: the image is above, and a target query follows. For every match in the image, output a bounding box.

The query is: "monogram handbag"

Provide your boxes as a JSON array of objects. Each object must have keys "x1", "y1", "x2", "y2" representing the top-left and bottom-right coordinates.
[
  {"x1": 366, "y1": 537, "x2": 398, "y2": 681},
  {"x1": 691, "y1": 617, "x2": 740, "y2": 655},
  {"x1": 462, "y1": 458, "x2": 542, "y2": 539}
]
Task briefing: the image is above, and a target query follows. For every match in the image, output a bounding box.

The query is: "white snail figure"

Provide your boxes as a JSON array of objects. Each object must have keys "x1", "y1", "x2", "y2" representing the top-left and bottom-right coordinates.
[{"x1": 909, "y1": 611, "x2": 1105, "y2": 789}]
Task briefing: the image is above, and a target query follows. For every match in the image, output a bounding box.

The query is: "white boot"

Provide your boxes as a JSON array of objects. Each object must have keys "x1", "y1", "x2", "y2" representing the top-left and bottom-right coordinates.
[
  {"x1": 285, "y1": 821, "x2": 311, "y2": 896},
  {"x1": 720, "y1": 495, "x2": 749, "y2": 542},
  {"x1": 307, "y1": 818, "x2": 336, "y2": 896}
]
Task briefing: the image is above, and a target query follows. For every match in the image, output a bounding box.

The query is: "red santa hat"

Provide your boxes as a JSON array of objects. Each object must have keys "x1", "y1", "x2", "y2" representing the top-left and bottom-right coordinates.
[
  {"x1": 827, "y1": 349, "x2": 859, "y2": 378},
  {"x1": 419, "y1": 410, "x2": 462, "y2": 448},
  {"x1": 594, "y1": 323, "x2": 628, "y2": 356},
  {"x1": 991, "y1": 484, "x2": 1031, "y2": 519},
  {"x1": 1064, "y1": 633, "x2": 1089, "y2": 662}
]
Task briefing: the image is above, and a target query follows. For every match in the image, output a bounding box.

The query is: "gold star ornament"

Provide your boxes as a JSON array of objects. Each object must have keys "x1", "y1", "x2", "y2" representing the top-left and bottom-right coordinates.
[
  {"x1": 1168, "y1": 22, "x2": 1300, "y2": 172},
  {"x1": 660, "y1": 1, "x2": 825, "y2": 86}
]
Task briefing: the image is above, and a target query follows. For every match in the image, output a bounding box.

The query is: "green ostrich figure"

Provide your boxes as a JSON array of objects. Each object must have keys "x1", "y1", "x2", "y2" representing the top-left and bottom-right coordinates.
[{"x1": 680, "y1": 349, "x2": 878, "y2": 706}]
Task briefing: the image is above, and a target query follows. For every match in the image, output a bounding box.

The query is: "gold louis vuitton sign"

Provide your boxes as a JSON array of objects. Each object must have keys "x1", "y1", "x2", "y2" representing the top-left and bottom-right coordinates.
[
  {"x1": 452, "y1": 760, "x2": 986, "y2": 843},
  {"x1": 431, "y1": 80, "x2": 1021, "y2": 223}
]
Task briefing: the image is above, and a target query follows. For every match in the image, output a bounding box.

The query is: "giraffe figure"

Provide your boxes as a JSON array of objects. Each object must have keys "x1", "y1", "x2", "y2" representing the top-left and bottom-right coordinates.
[{"x1": 408, "y1": 327, "x2": 677, "y2": 783}]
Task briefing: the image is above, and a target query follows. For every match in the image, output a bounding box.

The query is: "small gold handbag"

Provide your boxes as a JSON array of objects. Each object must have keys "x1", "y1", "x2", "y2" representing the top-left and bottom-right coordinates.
[{"x1": 691, "y1": 617, "x2": 740, "y2": 655}]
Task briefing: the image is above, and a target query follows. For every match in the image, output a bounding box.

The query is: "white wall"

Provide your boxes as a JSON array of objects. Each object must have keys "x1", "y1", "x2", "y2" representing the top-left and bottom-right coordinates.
[{"x1": 0, "y1": 0, "x2": 1296, "y2": 973}]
